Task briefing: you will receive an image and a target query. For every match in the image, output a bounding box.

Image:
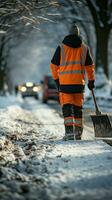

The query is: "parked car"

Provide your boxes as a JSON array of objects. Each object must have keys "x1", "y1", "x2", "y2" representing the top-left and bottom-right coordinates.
[
  {"x1": 42, "y1": 75, "x2": 58, "y2": 103},
  {"x1": 19, "y1": 82, "x2": 39, "y2": 99}
]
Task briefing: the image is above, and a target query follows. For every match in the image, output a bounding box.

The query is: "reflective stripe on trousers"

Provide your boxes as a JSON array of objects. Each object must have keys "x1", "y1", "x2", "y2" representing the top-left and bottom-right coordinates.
[
  {"x1": 62, "y1": 102, "x2": 83, "y2": 128},
  {"x1": 64, "y1": 116, "x2": 83, "y2": 127}
]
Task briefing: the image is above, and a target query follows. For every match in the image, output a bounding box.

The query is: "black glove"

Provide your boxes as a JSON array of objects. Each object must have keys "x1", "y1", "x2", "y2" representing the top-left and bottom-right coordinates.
[
  {"x1": 88, "y1": 80, "x2": 95, "y2": 90},
  {"x1": 55, "y1": 79, "x2": 60, "y2": 91}
]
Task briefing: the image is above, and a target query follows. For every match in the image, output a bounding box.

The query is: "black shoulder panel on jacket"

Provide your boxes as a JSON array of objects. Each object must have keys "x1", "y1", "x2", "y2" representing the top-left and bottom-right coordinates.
[
  {"x1": 85, "y1": 47, "x2": 94, "y2": 66},
  {"x1": 51, "y1": 46, "x2": 60, "y2": 66}
]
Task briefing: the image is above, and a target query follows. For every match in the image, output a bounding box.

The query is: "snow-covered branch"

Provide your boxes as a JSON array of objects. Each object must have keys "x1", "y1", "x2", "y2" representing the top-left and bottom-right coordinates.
[{"x1": 0, "y1": 0, "x2": 61, "y2": 33}]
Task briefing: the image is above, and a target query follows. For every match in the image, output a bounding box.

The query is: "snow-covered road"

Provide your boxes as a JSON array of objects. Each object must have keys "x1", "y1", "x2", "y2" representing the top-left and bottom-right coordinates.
[{"x1": 0, "y1": 96, "x2": 112, "y2": 200}]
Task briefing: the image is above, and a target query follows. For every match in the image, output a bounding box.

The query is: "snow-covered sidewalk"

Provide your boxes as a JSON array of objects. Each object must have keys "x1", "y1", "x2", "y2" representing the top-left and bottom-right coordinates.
[{"x1": 0, "y1": 96, "x2": 112, "y2": 200}]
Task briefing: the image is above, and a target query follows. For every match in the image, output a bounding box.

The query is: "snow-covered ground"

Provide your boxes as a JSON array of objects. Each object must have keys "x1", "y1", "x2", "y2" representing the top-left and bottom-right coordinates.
[
  {"x1": 0, "y1": 95, "x2": 112, "y2": 200},
  {"x1": 84, "y1": 68, "x2": 112, "y2": 111}
]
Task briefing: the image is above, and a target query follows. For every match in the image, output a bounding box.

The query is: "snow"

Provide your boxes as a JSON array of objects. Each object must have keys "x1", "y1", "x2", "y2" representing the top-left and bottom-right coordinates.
[
  {"x1": 0, "y1": 94, "x2": 112, "y2": 199},
  {"x1": 84, "y1": 68, "x2": 112, "y2": 112},
  {"x1": 0, "y1": 30, "x2": 7, "y2": 34},
  {"x1": 0, "y1": 95, "x2": 22, "y2": 109}
]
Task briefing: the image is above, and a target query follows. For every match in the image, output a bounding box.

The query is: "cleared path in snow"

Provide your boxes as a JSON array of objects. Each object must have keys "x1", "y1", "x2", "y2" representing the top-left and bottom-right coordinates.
[
  {"x1": 21, "y1": 99, "x2": 112, "y2": 199},
  {"x1": 0, "y1": 97, "x2": 112, "y2": 200},
  {"x1": 43, "y1": 140, "x2": 112, "y2": 200},
  {"x1": 22, "y1": 98, "x2": 95, "y2": 140}
]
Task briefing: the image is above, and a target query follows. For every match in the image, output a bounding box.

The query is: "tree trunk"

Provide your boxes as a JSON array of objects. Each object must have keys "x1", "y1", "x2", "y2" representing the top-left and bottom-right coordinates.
[
  {"x1": 0, "y1": 69, "x2": 5, "y2": 95},
  {"x1": 0, "y1": 36, "x2": 8, "y2": 94},
  {"x1": 95, "y1": 27, "x2": 110, "y2": 77}
]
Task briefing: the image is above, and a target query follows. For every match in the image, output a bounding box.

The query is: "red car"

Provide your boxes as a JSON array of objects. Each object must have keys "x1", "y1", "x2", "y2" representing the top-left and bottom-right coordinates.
[{"x1": 42, "y1": 75, "x2": 59, "y2": 103}]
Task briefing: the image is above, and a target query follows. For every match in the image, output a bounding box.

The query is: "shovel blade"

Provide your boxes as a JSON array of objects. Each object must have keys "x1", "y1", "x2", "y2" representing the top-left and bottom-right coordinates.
[{"x1": 91, "y1": 114, "x2": 112, "y2": 137}]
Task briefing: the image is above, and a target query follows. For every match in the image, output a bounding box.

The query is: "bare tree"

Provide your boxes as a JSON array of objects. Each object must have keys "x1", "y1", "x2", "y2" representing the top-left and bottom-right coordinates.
[
  {"x1": 57, "y1": 0, "x2": 93, "y2": 46},
  {"x1": 56, "y1": 0, "x2": 112, "y2": 78},
  {"x1": 85, "y1": 0, "x2": 112, "y2": 77},
  {"x1": 0, "y1": 0, "x2": 60, "y2": 93}
]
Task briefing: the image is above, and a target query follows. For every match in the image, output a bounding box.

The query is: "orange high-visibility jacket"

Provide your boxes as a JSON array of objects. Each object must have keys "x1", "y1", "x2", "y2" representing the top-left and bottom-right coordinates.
[{"x1": 50, "y1": 35, "x2": 95, "y2": 93}]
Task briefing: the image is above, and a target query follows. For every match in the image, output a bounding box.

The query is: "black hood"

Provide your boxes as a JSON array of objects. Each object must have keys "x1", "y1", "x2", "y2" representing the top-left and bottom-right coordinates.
[{"x1": 62, "y1": 34, "x2": 82, "y2": 48}]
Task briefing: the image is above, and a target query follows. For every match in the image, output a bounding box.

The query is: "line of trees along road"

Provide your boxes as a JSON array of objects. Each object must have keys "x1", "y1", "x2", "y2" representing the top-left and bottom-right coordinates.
[{"x1": 0, "y1": 0, "x2": 112, "y2": 94}]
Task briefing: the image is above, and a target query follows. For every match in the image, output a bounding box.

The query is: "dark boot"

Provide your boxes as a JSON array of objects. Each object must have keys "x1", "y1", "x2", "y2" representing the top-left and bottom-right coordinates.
[
  {"x1": 75, "y1": 126, "x2": 83, "y2": 140},
  {"x1": 63, "y1": 126, "x2": 74, "y2": 141},
  {"x1": 62, "y1": 104, "x2": 74, "y2": 141}
]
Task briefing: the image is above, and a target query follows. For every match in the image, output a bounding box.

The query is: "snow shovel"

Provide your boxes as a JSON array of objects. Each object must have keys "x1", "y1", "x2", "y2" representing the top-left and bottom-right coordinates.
[{"x1": 91, "y1": 89, "x2": 112, "y2": 137}]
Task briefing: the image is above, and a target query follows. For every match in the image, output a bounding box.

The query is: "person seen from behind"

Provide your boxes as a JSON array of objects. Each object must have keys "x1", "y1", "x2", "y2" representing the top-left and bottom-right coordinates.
[{"x1": 50, "y1": 25, "x2": 95, "y2": 140}]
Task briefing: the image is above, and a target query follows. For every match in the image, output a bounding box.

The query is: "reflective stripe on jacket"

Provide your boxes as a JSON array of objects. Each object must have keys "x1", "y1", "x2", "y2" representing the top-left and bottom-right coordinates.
[
  {"x1": 50, "y1": 43, "x2": 95, "y2": 93},
  {"x1": 59, "y1": 43, "x2": 88, "y2": 85}
]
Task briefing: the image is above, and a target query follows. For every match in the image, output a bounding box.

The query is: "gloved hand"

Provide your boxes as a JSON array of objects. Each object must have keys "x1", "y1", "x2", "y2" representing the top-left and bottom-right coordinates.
[
  {"x1": 55, "y1": 79, "x2": 60, "y2": 91},
  {"x1": 88, "y1": 80, "x2": 95, "y2": 90}
]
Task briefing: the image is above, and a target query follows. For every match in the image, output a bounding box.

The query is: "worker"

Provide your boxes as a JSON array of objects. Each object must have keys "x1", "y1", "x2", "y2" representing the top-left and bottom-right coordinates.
[{"x1": 50, "y1": 25, "x2": 95, "y2": 140}]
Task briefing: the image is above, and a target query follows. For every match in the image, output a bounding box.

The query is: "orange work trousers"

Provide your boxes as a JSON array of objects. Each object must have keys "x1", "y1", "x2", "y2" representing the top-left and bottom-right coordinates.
[
  {"x1": 59, "y1": 92, "x2": 84, "y2": 129},
  {"x1": 59, "y1": 92, "x2": 84, "y2": 107}
]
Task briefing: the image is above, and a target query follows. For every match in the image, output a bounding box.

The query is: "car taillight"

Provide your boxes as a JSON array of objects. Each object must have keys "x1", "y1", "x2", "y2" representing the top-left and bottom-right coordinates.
[{"x1": 45, "y1": 85, "x2": 48, "y2": 90}]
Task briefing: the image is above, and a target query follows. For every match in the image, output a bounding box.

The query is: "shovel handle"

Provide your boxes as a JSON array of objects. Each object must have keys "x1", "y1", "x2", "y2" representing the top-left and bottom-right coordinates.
[{"x1": 91, "y1": 89, "x2": 101, "y2": 115}]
